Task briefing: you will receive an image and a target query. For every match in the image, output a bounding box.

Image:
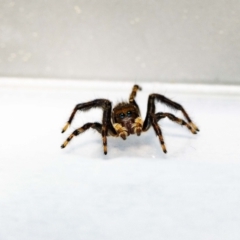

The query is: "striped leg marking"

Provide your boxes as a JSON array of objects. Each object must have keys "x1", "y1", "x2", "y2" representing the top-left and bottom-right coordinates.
[
  {"x1": 155, "y1": 112, "x2": 198, "y2": 134},
  {"x1": 61, "y1": 122, "x2": 102, "y2": 148},
  {"x1": 102, "y1": 126, "x2": 108, "y2": 155},
  {"x1": 62, "y1": 122, "x2": 70, "y2": 133},
  {"x1": 143, "y1": 94, "x2": 200, "y2": 133},
  {"x1": 129, "y1": 85, "x2": 142, "y2": 103},
  {"x1": 150, "y1": 114, "x2": 167, "y2": 153}
]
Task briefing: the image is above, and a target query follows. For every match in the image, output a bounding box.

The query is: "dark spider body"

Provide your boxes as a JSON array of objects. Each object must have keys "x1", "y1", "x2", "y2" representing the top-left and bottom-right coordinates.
[
  {"x1": 61, "y1": 85, "x2": 199, "y2": 155},
  {"x1": 112, "y1": 103, "x2": 140, "y2": 136}
]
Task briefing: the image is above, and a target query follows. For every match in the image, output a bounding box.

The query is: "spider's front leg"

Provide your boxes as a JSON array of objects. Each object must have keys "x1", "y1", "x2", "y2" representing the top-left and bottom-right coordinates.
[
  {"x1": 143, "y1": 94, "x2": 199, "y2": 153},
  {"x1": 155, "y1": 112, "x2": 198, "y2": 134},
  {"x1": 61, "y1": 99, "x2": 110, "y2": 133},
  {"x1": 149, "y1": 113, "x2": 167, "y2": 153},
  {"x1": 143, "y1": 94, "x2": 199, "y2": 132},
  {"x1": 61, "y1": 122, "x2": 102, "y2": 148},
  {"x1": 61, "y1": 99, "x2": 117, "y2": 155}
]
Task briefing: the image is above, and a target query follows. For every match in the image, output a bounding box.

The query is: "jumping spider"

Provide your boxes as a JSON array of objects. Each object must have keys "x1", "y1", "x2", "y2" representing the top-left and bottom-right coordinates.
[{"x1": 61, "y1": 85, "x2": 199, "y2": 155}]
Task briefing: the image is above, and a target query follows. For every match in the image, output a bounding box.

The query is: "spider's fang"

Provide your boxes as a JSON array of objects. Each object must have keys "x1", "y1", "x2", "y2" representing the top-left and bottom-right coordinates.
[{"x1": 62, "y1": 122, "x2": 70, "y2": 133}]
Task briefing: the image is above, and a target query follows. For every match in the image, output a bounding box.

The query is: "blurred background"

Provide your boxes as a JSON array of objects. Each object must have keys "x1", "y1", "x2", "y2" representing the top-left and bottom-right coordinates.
[{"x1": 1, "y1": 0, "x2": 240, "y2": 84}]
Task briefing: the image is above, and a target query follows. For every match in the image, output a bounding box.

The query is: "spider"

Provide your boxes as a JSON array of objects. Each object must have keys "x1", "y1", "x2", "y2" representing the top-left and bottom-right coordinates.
[{"x1": 61, "y1": 85, "x2": 199, "y2": 155}]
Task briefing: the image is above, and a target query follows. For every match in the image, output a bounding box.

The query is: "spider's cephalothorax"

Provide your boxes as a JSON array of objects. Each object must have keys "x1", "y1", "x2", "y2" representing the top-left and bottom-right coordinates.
[
  {"x1": 61, "y1": 85, "x2": 199, "y2": 155},
  {"x1": 112, "y1": 102, "x2": 142, "y2": 138}
]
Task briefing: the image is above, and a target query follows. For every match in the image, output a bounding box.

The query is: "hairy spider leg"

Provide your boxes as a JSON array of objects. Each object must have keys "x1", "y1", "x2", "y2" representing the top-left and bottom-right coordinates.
[
  {"x1": 143, "y1": 94, "x2": 199, "y2": 132},
  {"x1": 155, "y1": 112, "x2": 198, "y2": 134},
  {"x1": 61, "y1": 99, "x2": 117, "y2": 155},
  {"x1": 61, "y1": 122, "x2": 102, "y2": 148},
  {"x1": 129, "y1": 84, "x2": 143, "y2": 135},
  {"x1": 129, "y1": 84, "x2": 142, "y2": 112},
  {"x1": 142, "y1": 94, "x2": 199, "y2": 153},
  {"x1": 61, "y1": 122, "x2": 118, "y2": 149},
  {"x1": 150, "y1": 113, "x2": 167, "y2": 153}
]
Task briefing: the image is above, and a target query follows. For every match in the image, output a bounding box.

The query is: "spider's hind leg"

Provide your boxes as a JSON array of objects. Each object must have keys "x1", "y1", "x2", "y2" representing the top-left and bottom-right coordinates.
[
  {"x1": 128, "y1": 85, "x2": 143, "y2": 135},
  {"x1": 129, "y1": 84, "x2": 142, "y2": 102},
  {"x1": 155, "y1": 112, "x2": 198, "y2": 134},
  {"x1": 129, "y1": 84, "x2": 142, "y2": 113}
]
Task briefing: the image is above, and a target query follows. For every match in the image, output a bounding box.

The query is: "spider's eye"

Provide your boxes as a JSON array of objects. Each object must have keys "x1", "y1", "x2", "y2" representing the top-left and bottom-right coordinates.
[
  {"x1": 119, "y1": 113, "x2": 125, "y2": 119},
  {"x1": 126, "y1": 111, "x2": 132, "y2": 117}
]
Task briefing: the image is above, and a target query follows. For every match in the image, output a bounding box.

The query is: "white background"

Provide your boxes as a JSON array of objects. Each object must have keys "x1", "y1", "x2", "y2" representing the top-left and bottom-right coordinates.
[{"x1": 1, "y1": 79, "x2": 240, "y2": 240}]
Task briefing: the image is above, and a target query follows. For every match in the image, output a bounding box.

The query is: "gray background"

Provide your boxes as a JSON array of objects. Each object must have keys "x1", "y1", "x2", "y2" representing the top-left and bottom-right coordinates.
[{"x1": 1, "y1": 0, "x2": 240, "y2": 84}]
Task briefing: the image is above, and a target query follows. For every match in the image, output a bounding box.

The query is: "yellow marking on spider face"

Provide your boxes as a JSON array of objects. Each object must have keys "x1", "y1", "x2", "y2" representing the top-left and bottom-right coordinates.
[{"x1": 62, "y1": 122, "x2": 70, "y2": 133}]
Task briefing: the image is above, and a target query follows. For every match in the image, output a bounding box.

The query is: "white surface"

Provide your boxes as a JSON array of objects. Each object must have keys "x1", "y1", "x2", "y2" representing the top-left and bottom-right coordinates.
[
  {"x1": 1, "y1": 79, "x2": 240, "y2": 240},
  {"x1": 1, "y1": 1, "x2": 240, "y2": 83}
]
